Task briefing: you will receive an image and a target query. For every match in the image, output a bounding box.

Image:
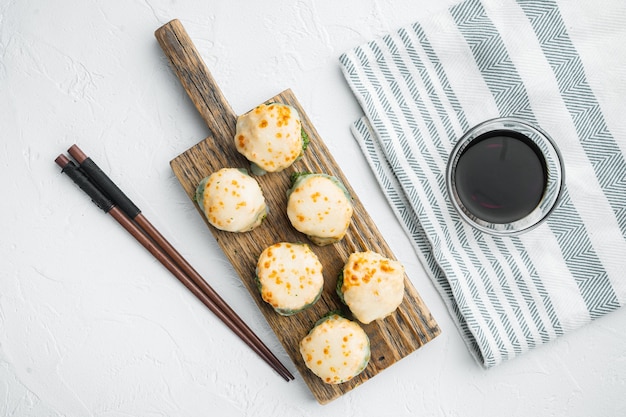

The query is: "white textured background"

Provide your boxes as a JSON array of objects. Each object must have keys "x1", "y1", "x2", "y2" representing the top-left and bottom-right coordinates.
[{"x1": 1, "y1": 0, "x2": 625, "y2": 416}]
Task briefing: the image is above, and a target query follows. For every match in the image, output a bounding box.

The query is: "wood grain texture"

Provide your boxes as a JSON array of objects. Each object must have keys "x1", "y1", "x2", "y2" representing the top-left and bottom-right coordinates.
[{"x1": 156, "y1": 19, "x2": 440, "y2": 404}]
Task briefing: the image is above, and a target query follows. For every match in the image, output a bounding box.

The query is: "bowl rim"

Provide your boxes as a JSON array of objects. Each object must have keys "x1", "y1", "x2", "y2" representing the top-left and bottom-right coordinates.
[{"x1": 446, "y1": 117, "x2": 564, "y2": 236}]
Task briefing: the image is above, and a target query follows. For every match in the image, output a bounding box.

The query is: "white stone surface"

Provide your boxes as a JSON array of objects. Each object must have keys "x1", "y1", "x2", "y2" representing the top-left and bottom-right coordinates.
[{"x1": 1, "y1": 0, "x2": 625, "y2": 415}]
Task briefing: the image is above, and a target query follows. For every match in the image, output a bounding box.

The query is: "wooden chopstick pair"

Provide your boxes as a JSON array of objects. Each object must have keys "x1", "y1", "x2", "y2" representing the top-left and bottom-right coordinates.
[{"x1": 54, "y1": 145, "x2": 294, "y2": 381}]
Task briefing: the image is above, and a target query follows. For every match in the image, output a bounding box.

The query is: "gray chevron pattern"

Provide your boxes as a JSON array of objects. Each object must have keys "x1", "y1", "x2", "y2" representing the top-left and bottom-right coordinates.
[
  {"x1": 519, "y1": 0, "x2": 626, "y2": 257},
  {"x1": 451, "y1": 0, "x2": 619, "y2": 319},
  {"x1": 352, "y1": 118, "x2": 487, "y2": 361},
  {"x1": 341, "y1": 0, "x2": 625, "y2": 367}
]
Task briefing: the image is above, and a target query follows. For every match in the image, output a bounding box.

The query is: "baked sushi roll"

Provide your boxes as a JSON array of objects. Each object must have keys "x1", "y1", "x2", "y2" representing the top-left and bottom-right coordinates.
[
  {"x1": 235, "y1": 102, "x2": 309, "y2": 175},
  {"x1": 337, "y1": 251, "x2": 405, "y2": 324},
  {"x1": 195, "y1": 168, "x2": 267, "y2": 233},
  {"x1": 286, "y1": 173, "x2": 353, "y2": 246},
  {"x1": 256, "y1": 242, "x2": 324, "y2": 316},
  {"x1": 299, "y1": 313, "x2": 370, "y2": 384}
]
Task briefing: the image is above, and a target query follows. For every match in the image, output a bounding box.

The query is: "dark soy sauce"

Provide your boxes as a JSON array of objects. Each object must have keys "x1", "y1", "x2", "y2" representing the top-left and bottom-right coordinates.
[{"x1": 454, "y1": 130, "x2": 547, "y2": 224}]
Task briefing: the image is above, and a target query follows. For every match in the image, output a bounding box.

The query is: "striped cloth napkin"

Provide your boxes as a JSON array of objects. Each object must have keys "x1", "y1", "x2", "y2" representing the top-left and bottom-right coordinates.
[{"x1": 340, "y1": 0, "x2": 626, "y2": 367}]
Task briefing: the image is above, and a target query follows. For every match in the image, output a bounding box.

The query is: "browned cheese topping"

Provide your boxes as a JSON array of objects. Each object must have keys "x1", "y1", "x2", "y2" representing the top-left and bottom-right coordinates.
[
  {"x1": 299, "y1": 314, "x2": 370, "y2": 384},
  {"x1": 256, "y1": 242, "x2": 324, "y2": 314},
  {"x1": 235, "y1": 103, "x2": 303, "y2": 172},
  {"x1": 287, "y1": 175, "x2": 353, "y2": 246},
  {"x1": 199, "y1": 168, "x2": 266, "y2": 232},
  {"x1": 341, "y1": 251, "x2": 405, "y2": 324}
]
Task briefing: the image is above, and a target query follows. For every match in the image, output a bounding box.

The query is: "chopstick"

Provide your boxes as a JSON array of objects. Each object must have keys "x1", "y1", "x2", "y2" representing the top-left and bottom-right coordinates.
[{"x1": 54, "y1": 150, "x2": 294, "y2": 381}]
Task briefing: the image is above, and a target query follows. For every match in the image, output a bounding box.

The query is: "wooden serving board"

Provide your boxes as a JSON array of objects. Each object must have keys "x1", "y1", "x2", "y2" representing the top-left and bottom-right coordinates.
[{"x1": 155, "y1": 19, "x2": 440, "y2": 404}]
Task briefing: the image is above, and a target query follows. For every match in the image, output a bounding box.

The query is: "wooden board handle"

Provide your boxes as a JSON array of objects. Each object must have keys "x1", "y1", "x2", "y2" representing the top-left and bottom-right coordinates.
[{"x1": 155, "y1": 19, "x2": 237, "y2": 135}]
